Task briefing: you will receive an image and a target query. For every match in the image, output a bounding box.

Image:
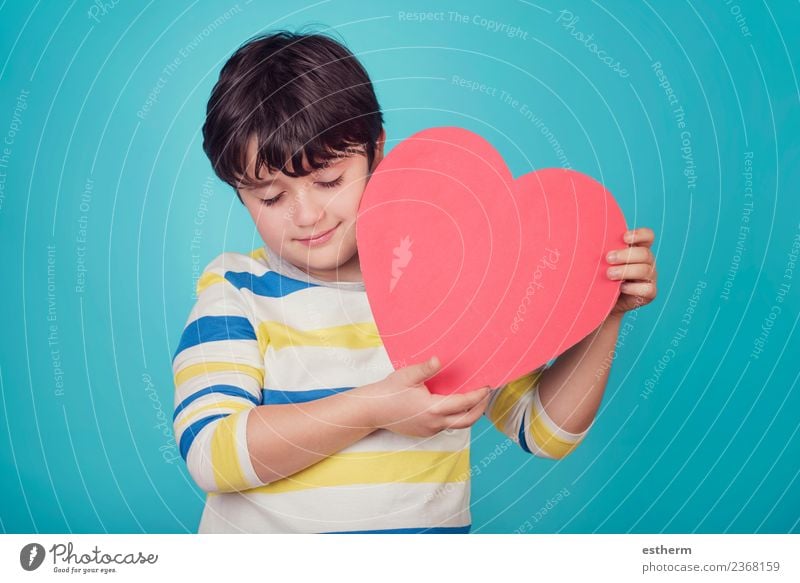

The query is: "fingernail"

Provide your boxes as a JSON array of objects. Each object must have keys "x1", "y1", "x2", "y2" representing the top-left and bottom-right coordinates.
[
  {"x1": 624, "y1": 232, "x2": 634, "y2": 243},
  {"x1": 606, "y1": 251, "x2": 617, "y2": 262},
  {"x1": 608, "y1": 267, "x2": 621, "y2": 279}
]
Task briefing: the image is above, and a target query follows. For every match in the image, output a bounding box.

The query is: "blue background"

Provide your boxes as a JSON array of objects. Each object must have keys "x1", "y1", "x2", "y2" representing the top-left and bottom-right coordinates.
[{"x1": 1, "y1": 0, "x2": 798, "y2": 533}]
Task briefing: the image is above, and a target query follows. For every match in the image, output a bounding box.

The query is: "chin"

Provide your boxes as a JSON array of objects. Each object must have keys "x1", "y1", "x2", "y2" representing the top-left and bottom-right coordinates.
[{"x1": 297, "y1": 252, "x2": 342, "y2": 269}]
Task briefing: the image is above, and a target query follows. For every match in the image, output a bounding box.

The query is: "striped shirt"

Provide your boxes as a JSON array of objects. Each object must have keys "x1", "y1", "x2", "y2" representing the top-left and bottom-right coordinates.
[{"x1": 172, "y1": 246, "x2": 593, "y2": 533}]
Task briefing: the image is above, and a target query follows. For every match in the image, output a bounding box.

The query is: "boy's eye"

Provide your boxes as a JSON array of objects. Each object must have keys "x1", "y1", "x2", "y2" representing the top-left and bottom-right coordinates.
[
  {"x1": 260, "y1": 193, "x2": 283, "y2": 207},
  {"x1": 316, "y1": 175, "x2": 343, "y2": 189},
  {"x1": 258, "y1": 174, "x2": 342, "y2": 207}
]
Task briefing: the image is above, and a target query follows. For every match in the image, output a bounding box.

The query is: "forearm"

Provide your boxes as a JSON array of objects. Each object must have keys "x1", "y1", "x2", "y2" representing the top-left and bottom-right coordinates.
[
  {"x1": 246, "y1": 383, "x2": 379, "y2": 484},
  {"x1": 536, "y1": 313, "x2": 623, "y2": 433}
]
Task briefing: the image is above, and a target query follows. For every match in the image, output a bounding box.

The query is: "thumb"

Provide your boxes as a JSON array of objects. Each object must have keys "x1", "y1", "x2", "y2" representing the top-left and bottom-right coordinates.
[{"x1": 401, "y1": 355, "x2": 441, "y2": 386}]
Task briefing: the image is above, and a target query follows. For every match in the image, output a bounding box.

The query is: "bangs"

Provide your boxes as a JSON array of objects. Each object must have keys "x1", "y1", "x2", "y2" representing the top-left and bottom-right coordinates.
[{"x1": 245, "y1": 117, "x2": 369, "y2": 186}]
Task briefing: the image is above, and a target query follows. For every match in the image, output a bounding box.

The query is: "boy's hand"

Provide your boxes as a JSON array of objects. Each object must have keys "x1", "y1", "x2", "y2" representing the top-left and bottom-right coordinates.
[
  {"x1": 606, "y1": 227, "x2": 658, "y2": 318},
  {"x1": 364, "y1": 356, "x2": 491, "y2": 437}
]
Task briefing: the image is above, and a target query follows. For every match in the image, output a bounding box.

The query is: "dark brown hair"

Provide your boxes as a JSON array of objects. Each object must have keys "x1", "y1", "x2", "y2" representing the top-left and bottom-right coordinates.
[{"x1": 202, "y1": 31, "x2": 384, "y2": 197}]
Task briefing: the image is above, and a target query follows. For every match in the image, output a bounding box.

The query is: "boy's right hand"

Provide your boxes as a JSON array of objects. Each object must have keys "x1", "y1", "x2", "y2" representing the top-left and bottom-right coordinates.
[{"x1": 363, "y1": 356, "x2": 492, "y2": 437}]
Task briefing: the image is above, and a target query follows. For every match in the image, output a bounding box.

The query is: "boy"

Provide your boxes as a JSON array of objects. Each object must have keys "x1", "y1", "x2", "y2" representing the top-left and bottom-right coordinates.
[{"x1": 173, "y1": 31, "x2": 658, "y2": 533}]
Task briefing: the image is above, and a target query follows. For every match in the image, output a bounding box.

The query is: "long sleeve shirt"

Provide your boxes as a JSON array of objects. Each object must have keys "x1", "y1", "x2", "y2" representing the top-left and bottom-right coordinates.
[{"x1": 172, "y1": 246, "x2": 592, "y2": 533}]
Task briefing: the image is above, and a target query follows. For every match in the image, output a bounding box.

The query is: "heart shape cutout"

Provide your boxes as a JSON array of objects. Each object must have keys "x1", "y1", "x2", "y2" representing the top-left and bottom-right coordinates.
[{"x1": 357, "y1": 127, "x2": 627, "y2": 394}]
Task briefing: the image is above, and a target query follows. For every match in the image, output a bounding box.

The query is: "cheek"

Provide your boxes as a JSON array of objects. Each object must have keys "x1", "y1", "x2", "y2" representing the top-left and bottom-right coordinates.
[
  {"x1": 247, "y1": 203, "x2": 282, "y2": 242},
  {"x1": 336, "y1": 182, "x2": 366, "y2": 217}
]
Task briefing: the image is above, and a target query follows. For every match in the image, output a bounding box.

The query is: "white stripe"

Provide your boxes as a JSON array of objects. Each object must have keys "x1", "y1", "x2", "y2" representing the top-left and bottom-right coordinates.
[
  {"x1": 198, "y1": 481, "x2": 471, "y2": 533},
  {"x1": 340, "y1": 427, "x2": 470, "y2": 454},
  {"x1": 244, "y1": 285, "x2": 376, "y2": 329},
  {"x1": 188, "y1": 278, "x2": 255, "y2": 320},
  {"x1": 172, "y1": 339, "x2": 262, "y2": 374},
  {"x1": 502, "y1": 387, "x2": 532, "y2": 438},
  {"x1": 173, "y1": 373, "x2": 260, "y2": 409},
  {"x1": 264, "y1": 345, "x2": 394, "y2": 390},
  {"x1": 206, "y1": 251, "x2": 271, "y2": 277},
  {"x1": 174, "y1": 401, "x2": 249, "y2": 435},
  {"x1": 532, "y1": 388, "x2": 594, "y2": 441},
  {"x1": 173, "y1": 370, "x2": 262, "y2": 407}
]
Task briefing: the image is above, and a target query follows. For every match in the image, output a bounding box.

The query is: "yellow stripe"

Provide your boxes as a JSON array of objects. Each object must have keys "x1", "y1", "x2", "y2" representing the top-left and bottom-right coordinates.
[
  {"x1": 261, "y1": 321, "x2": 383, "y2": 352},
  {"x1": 486, "y1": 368, "x2": 543, "y2": 432},
  {"x1": 174, "y1": 361, "x2": 264, "y2": 387},
  {"x1": 242, "y1": 448, "x2": 470, "y2": 495},
  {"x1": 174, "y1": 400, "x2": 251, "y2": 433},
  {"x1": 211, "y1": 413, "x2": 250, "y2": 492},
  {"x1": 248, "y1": 247, "x2": 268, "y2": 263},
  {"x1": 197, "y1": 272, "x2": 225, "y2": 294},
  {"x1": 256, "y1": 322, "x2": 270, "y2": 357},
  {"x1": 528, "y1": 405, "x2": 582, "y2": 459}
]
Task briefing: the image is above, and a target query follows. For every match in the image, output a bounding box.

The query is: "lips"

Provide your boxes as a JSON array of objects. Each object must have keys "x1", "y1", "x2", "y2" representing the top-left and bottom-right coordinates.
[
  {"x1": 296, "y1": 224, "x2": 337, "y2": 241},
  {"x1": 296, "y1": 223, "x2": 341, "y2": 247}
]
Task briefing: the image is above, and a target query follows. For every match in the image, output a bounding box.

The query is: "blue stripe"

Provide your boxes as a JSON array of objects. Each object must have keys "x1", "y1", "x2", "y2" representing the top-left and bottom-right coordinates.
[
  {"x1": 173, "y1": 316, "x2": 256, "y2": 360},
  {"x1": 518, "y1": 410, "x2": 532, "y2": 454},
  {"x1": 179, "y1": 414, "x2": 229, "y2": 460},
  {"x1": 173, "y1": 385, "x2": 261, "y2": 421},
  {"x1": 325, "y1": 525, "x2": 472, "y2": 534},
  {"x1": 224, "y1": 270, "x2": 319, "y2": 298},
  {"x1": 262, "y1": 386, "x2": 355, "y2": 405}
]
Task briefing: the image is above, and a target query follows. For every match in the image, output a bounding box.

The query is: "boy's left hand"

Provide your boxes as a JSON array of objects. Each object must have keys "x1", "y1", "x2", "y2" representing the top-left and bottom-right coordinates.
[{"x1": 605, "y1": 227, "x2": 658, "y2": 318}]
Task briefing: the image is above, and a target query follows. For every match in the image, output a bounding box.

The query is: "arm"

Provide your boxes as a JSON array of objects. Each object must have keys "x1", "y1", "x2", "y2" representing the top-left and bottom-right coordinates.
[
  {"x1": 486, "y1": 227, "x2": 658, "y2": 457},
  {"x1": 172, "y1": 256, "x2": 376, "y2": 494},
  {"x1": 246, "y1": 356, "x2": 491, "y2": 483},
  {"x1": 245, "y1": 388, "x2": 377, "y2": 485},
  {"x1": 484, "y1": 314, "x2": 620, "y2": 459},
  {"x1": 535, "y1": 313, "x2": 622, "y2": 434},
  {"x1": 539, "y1": 227, "x2": 659, "y2": 433},
  {"x1": 484, "y1": 363, "x2": 594, "y2": 460}
]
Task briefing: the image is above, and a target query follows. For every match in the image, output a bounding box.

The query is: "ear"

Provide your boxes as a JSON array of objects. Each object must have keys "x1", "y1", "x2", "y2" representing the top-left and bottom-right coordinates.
[{"x1": 371, "y1": 127, "x2": 386, "y2": 172}]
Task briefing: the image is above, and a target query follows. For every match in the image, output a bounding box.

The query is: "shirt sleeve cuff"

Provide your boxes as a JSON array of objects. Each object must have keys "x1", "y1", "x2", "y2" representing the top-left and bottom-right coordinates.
[{"x1": 529, "y1": 387, "x2": 595, "y2": 453}]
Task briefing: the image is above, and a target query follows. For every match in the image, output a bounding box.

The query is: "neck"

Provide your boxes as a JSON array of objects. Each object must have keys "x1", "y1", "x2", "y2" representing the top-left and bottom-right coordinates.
[{"x1": 304, "y1": 252, "x2": 362, "y2": 284}]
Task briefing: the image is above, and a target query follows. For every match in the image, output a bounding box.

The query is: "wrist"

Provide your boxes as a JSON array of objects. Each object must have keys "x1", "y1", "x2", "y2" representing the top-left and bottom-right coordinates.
[{"x1": 349, "y1": 382, "x2": 385, "y2": 431}]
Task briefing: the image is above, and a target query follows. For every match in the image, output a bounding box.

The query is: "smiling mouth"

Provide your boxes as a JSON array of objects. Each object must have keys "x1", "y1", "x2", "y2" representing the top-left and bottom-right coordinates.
[{"x1": 295, "y1": 223, "x2": 340, "y2": 242}]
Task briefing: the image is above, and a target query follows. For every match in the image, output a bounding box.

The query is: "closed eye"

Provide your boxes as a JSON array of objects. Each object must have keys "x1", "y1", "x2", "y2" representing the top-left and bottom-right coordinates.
[
  {"x1": 260, "y1": 193, "x2": 284, "y2": 207},
  {"x1": 259, "y1": 174, "x2": 343, "y2": 207},
  {"x1": 316, "y1": 174, "x2": 343, "y2": 189}
]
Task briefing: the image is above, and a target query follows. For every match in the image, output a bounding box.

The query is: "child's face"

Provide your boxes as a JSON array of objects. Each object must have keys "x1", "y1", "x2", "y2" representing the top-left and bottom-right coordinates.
[{"x1": 237, "y1": 132, "x2": 385, "y2": 283}]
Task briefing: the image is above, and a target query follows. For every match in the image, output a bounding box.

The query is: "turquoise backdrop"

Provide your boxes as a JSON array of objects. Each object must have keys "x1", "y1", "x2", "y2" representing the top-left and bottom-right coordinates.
[{"x1": 1, "y1": 0, "x2": 798, "y2": 533}]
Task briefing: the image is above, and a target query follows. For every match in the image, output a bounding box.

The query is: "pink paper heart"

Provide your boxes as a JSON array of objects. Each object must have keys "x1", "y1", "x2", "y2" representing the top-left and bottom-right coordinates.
[{"x1": 357, "y1": 127, "x2": 627, "y2": 394}]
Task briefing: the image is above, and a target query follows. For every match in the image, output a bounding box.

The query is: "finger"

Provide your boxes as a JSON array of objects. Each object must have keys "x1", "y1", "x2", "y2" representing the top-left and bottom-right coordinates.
[
  {"x1": 620, "y1": 281, "x2": 657, "y2": 298},
  {"x1": 623, "y1": 228, "x2": 655, "y2": 247},
  {"x1": 444, "y1": 392, "x2": 491, "y2": 429},
  {"x1": 606, "y1": 246, "x2": 654, "y2": 265},
  {"x1": 433, "y1": 386, "x2": 490, "y2": 415},
  {"x1": 433, "y1": 387, "x2": 489, "y2": 415},
  {"x1": 399, "y1": 355, "x2": 441, "y2": 387},
  {"x1": 607, "y1": 262, "x2": 656, "y2": 281}
]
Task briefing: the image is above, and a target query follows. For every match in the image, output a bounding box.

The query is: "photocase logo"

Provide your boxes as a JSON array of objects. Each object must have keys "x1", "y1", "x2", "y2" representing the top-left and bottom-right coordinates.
[
  {"x1": 390, "y1": 235, "x2": 413, "y2": 292},
  {"x1": 19, "y1": 543, "x2": 46, "y2": 571}
]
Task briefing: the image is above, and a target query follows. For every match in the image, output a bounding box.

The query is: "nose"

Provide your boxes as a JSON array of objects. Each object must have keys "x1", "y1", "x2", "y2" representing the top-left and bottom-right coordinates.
[{"x1": 292, "y1": 188, "x2": 325, "y2": 227}]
